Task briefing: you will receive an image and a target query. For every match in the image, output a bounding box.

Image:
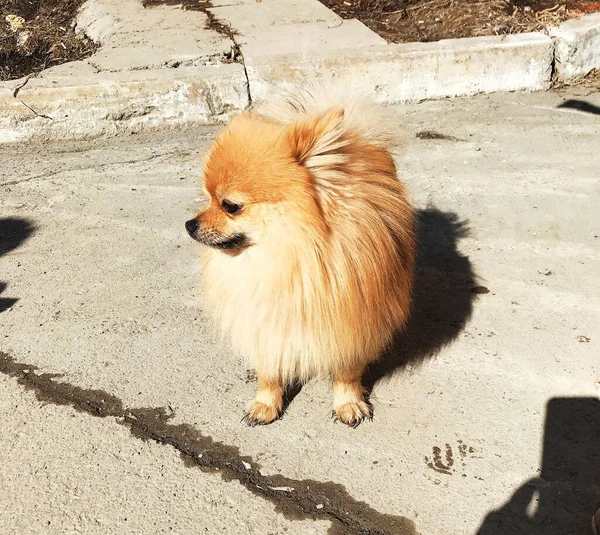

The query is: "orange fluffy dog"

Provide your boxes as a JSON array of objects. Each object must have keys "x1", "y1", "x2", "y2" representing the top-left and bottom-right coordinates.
[{"x1": 186, "y1": 90, "x2": 416, "y2": 427}]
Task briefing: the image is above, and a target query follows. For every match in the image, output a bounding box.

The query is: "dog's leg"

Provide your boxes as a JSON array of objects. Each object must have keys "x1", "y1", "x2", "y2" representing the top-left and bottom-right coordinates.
[
  {"x1": 243, "y1": 375, "x2": 284, "y2": 426},
  {"x1": 333, "y1": 365, "x2": 372, "y2": 427}
]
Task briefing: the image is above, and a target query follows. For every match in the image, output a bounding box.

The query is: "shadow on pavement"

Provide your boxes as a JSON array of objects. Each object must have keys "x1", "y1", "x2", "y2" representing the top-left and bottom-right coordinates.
[
  {"x1": 557, "y1": 99, "x2": 600, "y2": 116},
  {"x1": 477, "y1": 397, "x2": 600, "y2": 535},
  {"x1": 0, "y1": 217, "x2": 36, "y2": 313},
  {"x1": 365, "y1": 206, "x2": 478, "y2": 392}
]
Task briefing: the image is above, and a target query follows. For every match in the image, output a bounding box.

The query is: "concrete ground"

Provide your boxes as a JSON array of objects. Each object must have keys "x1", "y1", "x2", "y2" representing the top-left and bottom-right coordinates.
[{"x1": 1, "y1": 84, "x2": 599, "y2": 535}]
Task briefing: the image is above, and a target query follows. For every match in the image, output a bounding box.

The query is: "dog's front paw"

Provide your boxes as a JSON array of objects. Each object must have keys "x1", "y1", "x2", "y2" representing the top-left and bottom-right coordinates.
[
  {"x1": 243, "y1": 400, "x2": 281, "y2": 426},
  {"x1": 334, "y1": 400, "x2": 372, "y2": 428}
]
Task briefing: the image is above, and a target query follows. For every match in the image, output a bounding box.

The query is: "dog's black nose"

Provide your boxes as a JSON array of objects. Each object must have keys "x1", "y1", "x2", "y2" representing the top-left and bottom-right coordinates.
[{"x1": 185, "y1": 219, "x2": 198, "y2": 236}]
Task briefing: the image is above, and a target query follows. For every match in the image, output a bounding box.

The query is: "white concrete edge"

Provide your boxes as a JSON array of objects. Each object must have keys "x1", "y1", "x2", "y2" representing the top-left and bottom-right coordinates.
[
  {"x1": 244, "y1": 33, "x2": 555, "y2": 104},
  {"x1": 0, "y1": 65, "x2": 250, "y2": 144}
]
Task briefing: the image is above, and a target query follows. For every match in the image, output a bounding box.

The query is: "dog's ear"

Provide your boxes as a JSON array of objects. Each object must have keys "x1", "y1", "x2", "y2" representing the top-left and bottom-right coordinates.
[
  {"x1": 284, "y1": 108, "x2": 356, "y2": 219},
  {"x1": 284, "y1": 108, "x2": 348, "y2": 168}
]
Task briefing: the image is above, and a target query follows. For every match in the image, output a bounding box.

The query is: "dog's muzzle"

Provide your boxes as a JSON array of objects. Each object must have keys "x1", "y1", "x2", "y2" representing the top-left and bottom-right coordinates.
[{"x1": 185, "y1": 219, "x2": 247, "y2": 250}]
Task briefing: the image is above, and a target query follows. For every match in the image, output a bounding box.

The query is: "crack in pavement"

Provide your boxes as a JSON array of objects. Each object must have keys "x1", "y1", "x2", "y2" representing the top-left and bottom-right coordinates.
[
  {"x1": 0, "y1": 352, "x2": 417, "y2": 535},
  {"x1": 18, "y1": 99, "x2": 53, "y2": 121},
  {"x1": 0, "y1": 151, "x2": 188, "y2": 187},
  {"x1": 142, "y1": 1, "x2": 251, "y2": 105}
]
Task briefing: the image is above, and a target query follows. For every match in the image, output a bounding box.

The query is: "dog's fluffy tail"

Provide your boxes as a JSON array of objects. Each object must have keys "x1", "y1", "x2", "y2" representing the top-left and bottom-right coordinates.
[
  {"x1": 252, "y1": 80, "x2": 399, "y2": 153},
  {"x1": 253, "y1": 81, "x2": 401, "y2": 196}
]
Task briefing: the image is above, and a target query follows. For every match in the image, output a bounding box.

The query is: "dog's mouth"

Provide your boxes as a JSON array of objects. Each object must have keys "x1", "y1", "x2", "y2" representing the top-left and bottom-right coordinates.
[
  {"x1": 186, "y1": 221, "x2": 248, "y2": 251},
  {"x1": 207, "y1": 233, "x2": 248, "y2": 250}
]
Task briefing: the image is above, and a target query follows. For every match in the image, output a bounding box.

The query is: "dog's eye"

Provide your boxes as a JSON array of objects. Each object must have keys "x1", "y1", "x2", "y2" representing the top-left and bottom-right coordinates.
[{"x1": 221, "y1": 199, "x2": 242, "y2": 215}]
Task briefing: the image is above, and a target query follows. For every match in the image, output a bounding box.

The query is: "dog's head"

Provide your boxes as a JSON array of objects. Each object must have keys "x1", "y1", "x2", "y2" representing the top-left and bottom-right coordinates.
[{"x1": 186, "y1": 111, "x2": 333, "y2": 255}]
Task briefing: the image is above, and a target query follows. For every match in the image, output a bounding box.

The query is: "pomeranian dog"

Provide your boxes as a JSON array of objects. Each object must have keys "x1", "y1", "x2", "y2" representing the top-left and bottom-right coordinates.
[{"x1": 185, "y1": 88, "x2": 416, "y2": 427}]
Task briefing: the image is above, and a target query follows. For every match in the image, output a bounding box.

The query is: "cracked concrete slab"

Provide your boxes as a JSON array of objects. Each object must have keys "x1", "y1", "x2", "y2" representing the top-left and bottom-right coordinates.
[
  {"x1": 77, "y1": 0, "x2": 233, "y2": 71},
  {"x1": 1, "y1": 86, "x2": 599, "y2": 534},
  {"x1": 0, "y1": 353, "x2": 415, "y2": 535},
  {"x1": 0, "y1": 368, "x2": 330, "y2": 535}
]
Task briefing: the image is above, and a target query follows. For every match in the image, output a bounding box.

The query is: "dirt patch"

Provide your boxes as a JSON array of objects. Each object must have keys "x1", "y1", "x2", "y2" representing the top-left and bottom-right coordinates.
[
  {"x1": 0, "y1": 0, "x2": 96, "y2": 82},
  {"x1": 319, "y1": 0, "x2": 600, "y2": 43},
  {"x1": 416, "y1": 130, "x2": 465, "y2": 141}
]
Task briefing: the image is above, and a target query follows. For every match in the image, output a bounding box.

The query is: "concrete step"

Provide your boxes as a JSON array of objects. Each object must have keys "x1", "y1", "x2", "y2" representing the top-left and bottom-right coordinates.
[
  {"x1": 209, "y1": 0, "x2": 341, "y2": 30},
  {"x1": 245, "y1": 33, "x2": 554, "y2": 104},
  {"x1": 77, "y1": 0, "x2": 232, "y2": 72},
  {"x1": 0, "y1": 64, "x2": 248, "y2": 143},
  {"x1": 237, "y1": 20, "x2": 386, "y2": 59}
]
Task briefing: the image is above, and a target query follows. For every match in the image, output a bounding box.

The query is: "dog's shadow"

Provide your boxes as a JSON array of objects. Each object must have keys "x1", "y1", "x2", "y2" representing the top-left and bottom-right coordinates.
[
  {"x1": 0, "y1": 218, "x2": 37, "y2": 313},
  {"x1": 364, "y1": 206, "x2": 478, "y2": 394}
]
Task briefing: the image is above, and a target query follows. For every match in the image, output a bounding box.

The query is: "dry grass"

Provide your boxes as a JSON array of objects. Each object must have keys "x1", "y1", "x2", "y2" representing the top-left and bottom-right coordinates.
[{"x1": 320, "y1": 0, "x2": 599, "y2": 43}]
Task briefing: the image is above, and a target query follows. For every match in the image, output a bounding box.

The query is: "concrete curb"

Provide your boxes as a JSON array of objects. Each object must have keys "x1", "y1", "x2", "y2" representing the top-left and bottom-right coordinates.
[
  {"x1": 245, "y1": 33, "x2": 555, "y2": 105},
  {"x1": 550, "y1": 12, "x2": 600, "y2": 81},
  {"x1": 0, "y1": 0, "x2": 599, "y2": 143},
  {"x1": 0, "y1": 65, "x2": 249, "y2": 144}
]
